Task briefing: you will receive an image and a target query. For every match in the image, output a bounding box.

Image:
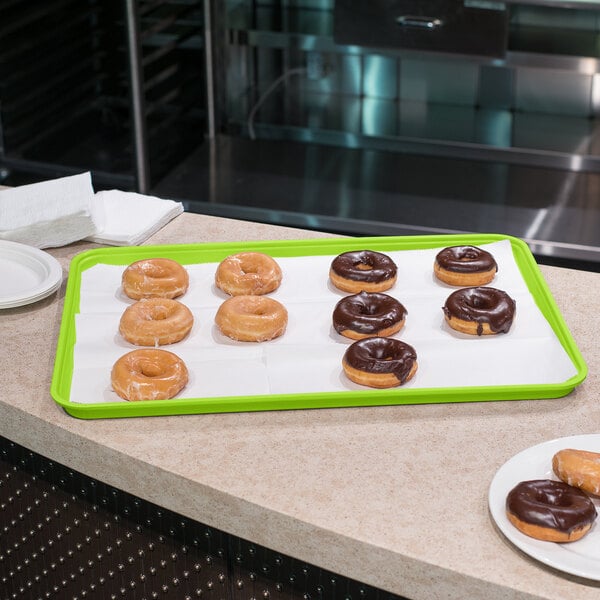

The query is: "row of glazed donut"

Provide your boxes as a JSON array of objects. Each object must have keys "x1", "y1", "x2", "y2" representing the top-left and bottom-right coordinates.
[
  {"x1": 114, "y1": 259, "x2": 196, "y2": 401},
  {"x1": 111, "y1": 254, "x2": 288, "y2": 402},
  {"x1": 120, "y1": 252, "x2": 283, "y2": 300},
  {"x1": 114, "y1": 268, "x2": 193, "y2": 400},
  {"x1": 118, "y1": 295, "x2": 288, "y2": 347},
  {"x1": 120, "y1": 254, "x2": 289, "y2": 344},
  {"x1": 506, "y1": 449, "x2": 600, "y2": 543}
]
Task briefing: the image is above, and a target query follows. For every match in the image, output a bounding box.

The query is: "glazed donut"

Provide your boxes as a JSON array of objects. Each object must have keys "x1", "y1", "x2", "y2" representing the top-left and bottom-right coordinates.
[
  {"x1": 505, "y1": 479, "x2": 597, "y2": 542},
  {"x1": 122, "y1": 258, "x2": 189, "y2": 300},
  {"x1": 443, "y1": 286, "x2": 515, "y2": 336},
  {"x1": 111, "y1": 349, "x2": 188, "y2": 401},
  {"x1": 553, "y1": 449, "x2": 600, "y2": 496},
  {"x1": 333, "y1": 291, "x2": 407, "y2": 340},
  {"x1": 215, "y1": 295, "x2": 288, "y2": 342},
  {"x1": 119, "y1": 298, "x2": 194, "y2": 346},
  {"x1": 342, "y1": 337, "x2": 417, "y2": 388},
  {"x1": 434, "y1": 245, "x2": 497, "y2": 286},
  {"x1": 330, "y1": 250, "x2": 397, "y2": 293},
  {"x1": 215, "y1": 252, "x2": 282, "y2": 296}
]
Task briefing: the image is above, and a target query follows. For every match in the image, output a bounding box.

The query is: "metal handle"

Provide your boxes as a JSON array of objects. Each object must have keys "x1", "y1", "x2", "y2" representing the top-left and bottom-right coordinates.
[{"x1": 396, "y1": 15, "x2": 444, "y2": 29}]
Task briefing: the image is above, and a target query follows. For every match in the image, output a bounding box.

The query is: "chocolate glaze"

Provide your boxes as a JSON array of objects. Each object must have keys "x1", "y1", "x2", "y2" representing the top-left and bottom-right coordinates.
[
  {"x1": 331, "y1": 251, "x2": 397, "y2": 283},
  {"x1": 506, "y1": 479, "x2": 597, "y2": 533},
  {"x1": 343, "y1": 337, "x2": 417, "y2": 383},
  {"x1": 435, "y1": 245, "x2": 497, "y2": 274},
  {"x1": 333, "y1": 291, "x2": 406, "y2": 335},
  {"x1": 443, "y1": 286, "x2": 515, "y2": 335}
]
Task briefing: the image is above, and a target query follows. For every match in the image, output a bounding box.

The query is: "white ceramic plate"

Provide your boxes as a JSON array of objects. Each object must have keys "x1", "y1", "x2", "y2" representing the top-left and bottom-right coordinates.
[
  {"x1": 0, "y1": 240, "x2": 62, "y2": 308},
  {"x1": 489, "y1": 434, "x2": 600, "y2": 580}
]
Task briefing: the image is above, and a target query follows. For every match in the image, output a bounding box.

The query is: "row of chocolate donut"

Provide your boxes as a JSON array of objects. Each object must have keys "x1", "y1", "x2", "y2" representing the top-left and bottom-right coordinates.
[
  {"x1": 328, "y1": 245, "x2": 518, "y2": 388},
  {"x1": 329, "y1": 246, "x2": 516, "y2": 337},
  {"x1": 434, "y1": 246, "x2": 517, "y2": 336},
  {"x1": 327, "y1": 250, "x2": 416, "y2": 388}
]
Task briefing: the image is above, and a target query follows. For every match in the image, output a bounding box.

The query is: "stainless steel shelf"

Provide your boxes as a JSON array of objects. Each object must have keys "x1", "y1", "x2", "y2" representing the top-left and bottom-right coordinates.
[
  {"x1": 153, "y1": 135, "x2": 600, "y2": 269},
  {"x1": 227, "y1": 82, "x2": 600, "y2": 173},
  {"x1": 227, "y1": 4, "x2": 600, "y2": 71}
]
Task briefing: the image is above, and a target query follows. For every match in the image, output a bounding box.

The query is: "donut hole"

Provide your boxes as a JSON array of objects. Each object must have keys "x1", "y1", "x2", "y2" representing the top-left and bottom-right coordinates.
[
  {"x1": 149, "y1": 306, "x2": 170, "y2": 320},
  {"x1": 372, "y1": 347, "x2": 397, "y2": 361},
  {"x1": 356, "y1": 263, "x2": 373, "y2": 271},
  {"x1": 470, "y1": 296, "x2": 493, "y2": 309},
  {"x1": 141, "y1": 264, "x2": 168, "y2": 279},
  {"x1": 241, "y1": 264, "x2": 259, "y2": 275},
  {"x1": 537, "y1": 489, "x2": 570, "y2": 507},
  {"x1": 459, "y1": 248, "x2": 480, "y2": 260},
  {"x1": 139, "y1": 362, "x2": 163, "y2": 378}
]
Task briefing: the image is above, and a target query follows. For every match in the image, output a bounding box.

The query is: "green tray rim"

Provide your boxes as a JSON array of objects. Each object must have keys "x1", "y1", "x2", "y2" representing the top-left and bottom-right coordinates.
[{"x1": 50, "y1": 233, "x2": 588, "y2": 419}]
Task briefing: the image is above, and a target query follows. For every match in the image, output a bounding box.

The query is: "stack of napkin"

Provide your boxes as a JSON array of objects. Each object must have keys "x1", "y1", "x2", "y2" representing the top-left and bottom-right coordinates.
[
  {"x1": 0, "y1": 172, "x2": 183, "y2": 249},
  {"x1": 88, "y1": 189, "x2": 183, "y2": 246}
]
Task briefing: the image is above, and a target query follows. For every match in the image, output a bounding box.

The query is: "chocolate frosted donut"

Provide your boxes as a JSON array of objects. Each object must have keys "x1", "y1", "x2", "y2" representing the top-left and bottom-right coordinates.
[
  {"x1": 342, "y1": 337, "x2": 417, "y2": 388},
  {"x1": 506, "y1": 479, "x2": 597, "y2": 542},
  {"x1": 333, "y1": 291, "x2": 407, "y2": 339},
  {"x1": 330, "y1": 250, "x2": 397, "y2": 293},
  {"x1": 443, "y1": 286, "x2": 515, "y2": 336},
  {"x1": 434, "y1": 245, "x2": 497, "y2": 286}
]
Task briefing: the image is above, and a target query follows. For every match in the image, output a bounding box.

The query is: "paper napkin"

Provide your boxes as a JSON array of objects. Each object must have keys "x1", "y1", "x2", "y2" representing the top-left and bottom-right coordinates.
[
  {"x1": 87, "y1": 189, "x2": 183, "y2": 246},
  {"x1": 0, "y1": 172, "x2": 96, "y2": 249},
  {"x1": 0, "y1": 172, "x2": 184, "y2": 248}
]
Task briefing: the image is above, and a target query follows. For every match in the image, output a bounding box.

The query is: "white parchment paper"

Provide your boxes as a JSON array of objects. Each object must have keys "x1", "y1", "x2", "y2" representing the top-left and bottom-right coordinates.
[{"x1": 69, "y1": 240, "x2": 578, "y2": 403}]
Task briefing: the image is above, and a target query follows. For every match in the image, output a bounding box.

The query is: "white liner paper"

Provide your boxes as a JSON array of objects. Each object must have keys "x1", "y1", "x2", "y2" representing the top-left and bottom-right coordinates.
[{"x1": 70, "y1": 240, "x2": 578, "y2": 404}]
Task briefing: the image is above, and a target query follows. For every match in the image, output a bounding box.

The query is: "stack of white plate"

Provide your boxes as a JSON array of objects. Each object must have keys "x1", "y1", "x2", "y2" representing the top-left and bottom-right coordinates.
[{"x1": 0, "y1": 240, "x2": 63, "y2": 309}]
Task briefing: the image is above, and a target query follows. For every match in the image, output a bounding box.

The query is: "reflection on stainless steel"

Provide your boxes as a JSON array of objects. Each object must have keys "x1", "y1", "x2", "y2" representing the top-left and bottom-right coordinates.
[{"x1": 154, "y1": 136, "x2": 600, "y2": 269}]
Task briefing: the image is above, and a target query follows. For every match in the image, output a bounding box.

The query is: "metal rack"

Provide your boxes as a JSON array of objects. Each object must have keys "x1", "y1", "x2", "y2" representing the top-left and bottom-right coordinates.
[{"x1": 0, "y1": 0, "x2": 205, "y2": 192}]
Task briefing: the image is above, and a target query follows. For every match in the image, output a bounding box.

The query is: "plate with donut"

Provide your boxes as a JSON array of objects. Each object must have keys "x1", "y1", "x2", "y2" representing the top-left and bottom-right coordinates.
[
  {"x1": 51, "y1": 233, "x2": 587, "y2": 419},
  {"x1": 489, "y1": 434, "x2": 600, "y2": 581}
]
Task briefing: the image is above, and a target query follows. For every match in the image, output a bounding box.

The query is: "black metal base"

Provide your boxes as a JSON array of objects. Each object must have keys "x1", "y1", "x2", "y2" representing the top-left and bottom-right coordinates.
[{"x1": 0, "y1": 437, "x2": 407, "y2": 600}]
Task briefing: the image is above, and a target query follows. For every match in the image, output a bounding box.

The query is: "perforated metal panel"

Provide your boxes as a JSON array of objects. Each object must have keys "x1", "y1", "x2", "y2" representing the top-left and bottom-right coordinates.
[{"x1": 0, "y1": 437, "x2": 408, "y2": 600}]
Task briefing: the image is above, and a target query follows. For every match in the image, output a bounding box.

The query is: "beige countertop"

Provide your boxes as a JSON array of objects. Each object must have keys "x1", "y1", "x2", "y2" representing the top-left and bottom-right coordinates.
[{"x1": 1, "y1": 212, "x2": 599, "y2": 600}]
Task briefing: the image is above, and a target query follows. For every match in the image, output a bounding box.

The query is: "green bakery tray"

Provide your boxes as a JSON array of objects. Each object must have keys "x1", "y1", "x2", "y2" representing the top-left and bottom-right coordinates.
[{"x1": 50, "y1": 233, "x2": 587, "y2": 419}]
